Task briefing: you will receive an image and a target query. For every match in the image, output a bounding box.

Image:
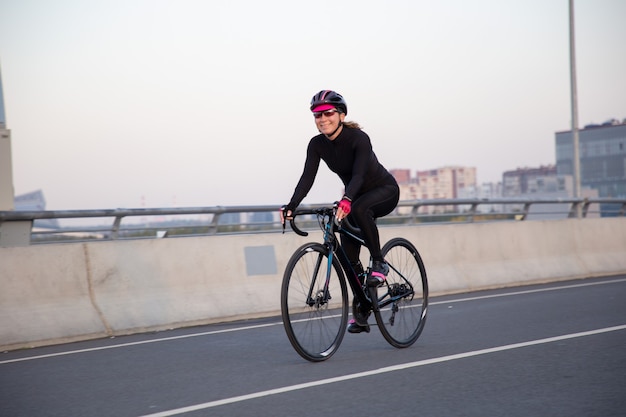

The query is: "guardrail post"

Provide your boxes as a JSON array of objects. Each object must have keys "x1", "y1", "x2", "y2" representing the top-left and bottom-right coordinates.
[
  {"x1": 208, "y1": 213, "x2": 220, "y2": 235},
  {"x1": 581, "y1": 199, "x2": 590, "y2": 218},
  {"x1": 111, "y1": 215, "x2": 123, "y2": 240},
  {"x1": 521, "y1": 203, "x2": 531, "y2": 220},
  {"x1": 469, "y1": 203, "x2": 478, "y2": 222},
  {"x1": 408, "y1": 203, "x2": 418, "y2": 225},
  {"x1": 568, "y1": 201, "x2": 581, "y2": 218}
]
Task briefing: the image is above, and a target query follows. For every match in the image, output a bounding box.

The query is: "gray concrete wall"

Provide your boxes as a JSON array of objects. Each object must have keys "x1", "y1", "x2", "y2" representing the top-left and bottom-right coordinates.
[{"x1": 1, "y1": 218, "x2": 625, "y2": 351}]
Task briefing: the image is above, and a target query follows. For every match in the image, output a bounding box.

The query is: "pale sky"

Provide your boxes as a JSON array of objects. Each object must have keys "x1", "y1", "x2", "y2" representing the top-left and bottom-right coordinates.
[{"x1": 1, "y1": 0, "x2": 625, "y2": 210}]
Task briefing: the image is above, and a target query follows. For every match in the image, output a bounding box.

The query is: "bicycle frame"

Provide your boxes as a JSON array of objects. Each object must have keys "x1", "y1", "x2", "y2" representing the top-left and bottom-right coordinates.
[
  {"x1": 290, "y1": 208, "x2": 377, "y2": 314},
  {"x1": 334, "y1": 218, "x2": 416, "y2": 313}
]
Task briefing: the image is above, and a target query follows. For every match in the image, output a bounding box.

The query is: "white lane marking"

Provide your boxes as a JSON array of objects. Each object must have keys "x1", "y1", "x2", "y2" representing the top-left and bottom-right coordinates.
[
  {"x1": 433, "y1": 277, "x2": 626, "y2": 305},
  {"x1": 138, "y1": 325, "x2": 626, "y2": 417},
  {"x1": 1, "y1": 277, "x2": 624, "y2": 365},
  {"x1": 0, "y1": 323, "x2": 281, "y2": 365}
]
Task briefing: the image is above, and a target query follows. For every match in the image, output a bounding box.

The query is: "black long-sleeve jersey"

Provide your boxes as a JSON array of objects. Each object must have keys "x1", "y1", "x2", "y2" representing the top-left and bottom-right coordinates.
[{"x1": 287, "y1": 126, "x2": 397, "y2": 211}]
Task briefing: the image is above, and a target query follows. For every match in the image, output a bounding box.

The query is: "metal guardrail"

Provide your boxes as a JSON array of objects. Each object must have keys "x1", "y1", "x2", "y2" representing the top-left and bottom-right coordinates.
[{"x1": 0, "y1": 197, "x2": 625, "y2": 245}]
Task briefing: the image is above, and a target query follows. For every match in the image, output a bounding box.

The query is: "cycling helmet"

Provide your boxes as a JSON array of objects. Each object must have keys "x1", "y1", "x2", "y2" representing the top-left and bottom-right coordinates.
[{"x1": 310, "y1": 90, "x2": 347, "y2": 115}]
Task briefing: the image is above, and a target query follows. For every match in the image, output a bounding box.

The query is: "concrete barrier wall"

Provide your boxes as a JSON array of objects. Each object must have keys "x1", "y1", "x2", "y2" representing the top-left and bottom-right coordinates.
[
  {"x1": 1, "y1": 218, "x2": 625, "y2": 351},
  {"x1": 0, "y1": 244, "x2": 108, "y2": 346},
  {"x1": 384, "y1": 218, "x2": 626, "y2": 294}
]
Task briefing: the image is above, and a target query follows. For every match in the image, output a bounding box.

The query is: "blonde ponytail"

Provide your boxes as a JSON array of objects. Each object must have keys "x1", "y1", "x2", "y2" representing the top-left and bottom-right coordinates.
[{"x1": 342, "y1": 121, "x2": 362, "y2": 129}]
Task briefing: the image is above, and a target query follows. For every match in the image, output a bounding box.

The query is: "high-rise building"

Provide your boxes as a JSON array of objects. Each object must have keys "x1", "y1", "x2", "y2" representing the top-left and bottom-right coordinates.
[{"x1": 555, "y1": 119, "x2": 626, "y2": 199}]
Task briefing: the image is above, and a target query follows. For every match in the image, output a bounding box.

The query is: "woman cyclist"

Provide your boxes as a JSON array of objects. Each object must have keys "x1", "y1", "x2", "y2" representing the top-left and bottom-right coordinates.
[{"x1": 280, "y1": 90, "x2": 400, "y2": 333}]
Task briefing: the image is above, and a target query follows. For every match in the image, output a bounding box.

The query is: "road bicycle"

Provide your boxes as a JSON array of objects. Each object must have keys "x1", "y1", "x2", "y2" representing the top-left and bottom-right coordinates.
[{"x1": 280, "y1": 205, "x2": 428, "y2": 362}]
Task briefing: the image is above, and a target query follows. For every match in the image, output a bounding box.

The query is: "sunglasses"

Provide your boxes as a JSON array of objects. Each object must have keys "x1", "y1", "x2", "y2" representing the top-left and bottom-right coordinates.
[{"x1": 313, "y1": 109, "x2": 339, "y2": 119}]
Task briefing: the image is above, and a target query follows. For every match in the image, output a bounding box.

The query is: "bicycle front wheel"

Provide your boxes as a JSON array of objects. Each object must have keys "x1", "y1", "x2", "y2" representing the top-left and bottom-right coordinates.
[
  {"x1": 373, "y1": 237, "x2": 428, "y2": 348},
  {"x1": 281, "y1": 242, "x2": 348, "y2": 362}
]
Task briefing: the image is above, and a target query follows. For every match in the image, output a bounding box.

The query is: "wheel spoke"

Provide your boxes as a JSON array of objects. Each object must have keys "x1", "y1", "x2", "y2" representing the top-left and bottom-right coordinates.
[
  {"x1": 373, "y1": 238, "x2": 428, "y2": 348},
  {"x1": 281, "y1": 243, "x2": 348, "y2": 361}
]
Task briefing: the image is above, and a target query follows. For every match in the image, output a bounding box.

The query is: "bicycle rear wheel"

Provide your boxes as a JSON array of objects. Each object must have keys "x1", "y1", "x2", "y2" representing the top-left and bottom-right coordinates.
[
  {"x1": 281, "y1": 243, "x2": 348, "y2": 362},
  {"x1": 373, "y1": 237, "x2": 428, "y2": 348}
]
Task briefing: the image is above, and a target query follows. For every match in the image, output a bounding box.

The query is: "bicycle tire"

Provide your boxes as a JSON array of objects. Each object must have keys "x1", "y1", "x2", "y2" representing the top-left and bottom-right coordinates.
[
  {"x1": 372, "y1": 237, "x2": 428, "y2": 348},
  {"x1": 281, "y1": 242, "x2": 349, "y2": 362}
]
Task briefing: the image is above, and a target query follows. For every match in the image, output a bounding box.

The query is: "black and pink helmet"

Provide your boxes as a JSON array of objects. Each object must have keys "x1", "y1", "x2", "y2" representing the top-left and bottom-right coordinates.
[{"x1": 310, "y1": 90, "x2": 347, "y2": 115}]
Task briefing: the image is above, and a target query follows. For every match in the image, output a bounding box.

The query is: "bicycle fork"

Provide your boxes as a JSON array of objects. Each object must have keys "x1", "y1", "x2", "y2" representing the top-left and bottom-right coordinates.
[{"x1": 305, "y1": 250, "x2": 333, "y2": 308}]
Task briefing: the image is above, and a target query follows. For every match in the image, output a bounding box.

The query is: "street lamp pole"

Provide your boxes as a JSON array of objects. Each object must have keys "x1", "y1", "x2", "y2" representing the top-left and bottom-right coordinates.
[{"x1": 569, "y1": 0, "x2": 582, "y2": 218}]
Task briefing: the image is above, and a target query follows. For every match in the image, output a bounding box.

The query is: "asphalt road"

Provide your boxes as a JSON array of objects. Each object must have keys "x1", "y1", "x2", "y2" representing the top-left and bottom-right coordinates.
[{"x1": 2, "y1": 275, "x2": 625, "y2": 417}]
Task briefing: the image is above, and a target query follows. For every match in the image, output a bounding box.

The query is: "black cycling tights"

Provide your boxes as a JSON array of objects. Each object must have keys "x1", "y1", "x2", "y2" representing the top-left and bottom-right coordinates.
[{"x1": 341, "y1": 184, "x2": 400, "y2": 265}]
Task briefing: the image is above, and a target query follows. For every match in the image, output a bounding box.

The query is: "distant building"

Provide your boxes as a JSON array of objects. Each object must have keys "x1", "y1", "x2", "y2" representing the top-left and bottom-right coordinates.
[
  {"x1": 501, "y1": 165, "x2": 602, "y2": 219},
  {"x1": 391, "y1": 166, "x2": 477, "y2": 213},
  {"x1": 248, "y1": 211, "x2": 274, "y2": 223},
  {"x1": 556, "y1": 119, "x2": 626, "y2": 198},
  {"x1": 457, "y1": 182, "x2": 503, "y2": 213},
  {"x1": 389, "y1": 169, "x2": 411, "y2": 184},
  {"x1": 502, "y1": 165, "x2": 575, "y2": 198},
  {"x1": 556, "y1": 118, "x2": 626, "y2": 216},
  {"x1": 218, "y1": 212, "x2": 241, "y2": 225},
  {"x1": 502, "y1": 165, "x2": 564, "y2": 197},
  {"x1": 15, "y1": 190, "x2": 47, "y2": 211},
  {"x1": 14, "y1": 190, "x2": 60, "y2": 228},
  {"x1": 479, "y1": 182, "x2": 503, "y2": 199}
]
